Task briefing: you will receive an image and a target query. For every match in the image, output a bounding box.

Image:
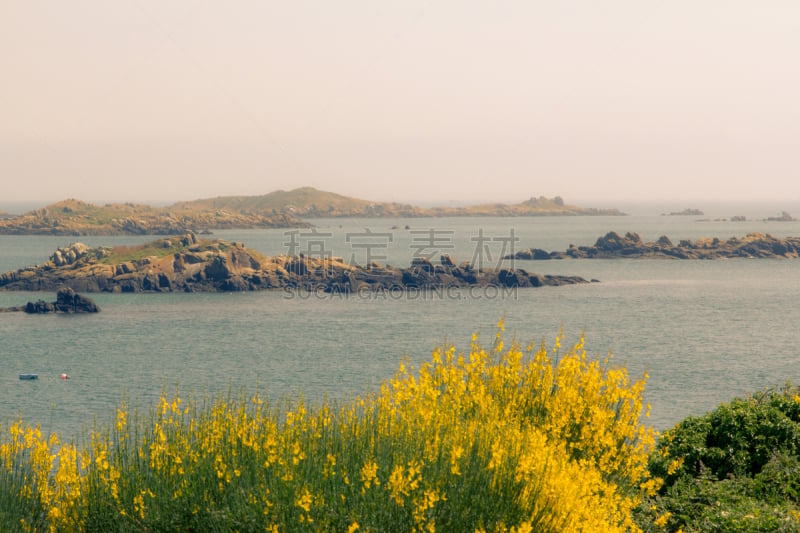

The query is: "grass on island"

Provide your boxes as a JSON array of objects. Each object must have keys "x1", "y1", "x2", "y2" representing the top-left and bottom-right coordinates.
[
  {"x1": 31, "y1": 200, "x2": 157, "y2": 225},
  {"x1": 3, "y1": 322, "x2": 799, "y2": 532},
  {"x1": 95, "y1": 239, "x2": 231, "y2": 266},
  {"x1": 169, "y1": 186, "x2": 383, "y2": 215}
]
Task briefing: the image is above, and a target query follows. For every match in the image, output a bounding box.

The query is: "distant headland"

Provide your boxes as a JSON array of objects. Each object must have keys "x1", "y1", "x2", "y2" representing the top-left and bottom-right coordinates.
[
  {"x1": 0, "y1": 187, "x2": 624, "y2": 236},
  {"x1": 169, "y1": 187, "x2": 626, "y2": 218},
  {"x1": 0, "y1": 233, "x2": 589, "y2": 293}
]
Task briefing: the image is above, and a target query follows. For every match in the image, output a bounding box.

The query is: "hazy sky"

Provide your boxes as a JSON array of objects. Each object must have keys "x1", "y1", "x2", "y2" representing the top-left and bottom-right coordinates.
[{"x1": 2, "y1": 1, "x2": 799, "y2": 205}]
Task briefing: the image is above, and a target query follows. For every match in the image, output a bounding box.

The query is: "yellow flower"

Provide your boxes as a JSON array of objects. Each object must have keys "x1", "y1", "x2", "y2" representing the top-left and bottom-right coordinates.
[
  {"x1": 654, "y1": 511, "x2": 672, "y2": 528},
  {"x1": 512, "y1": 522, "x2": 533, "y2": 533},
  {"x1": 360, "y1": 459, "x2": 379, "y2": 490},
  {"x1": 295, "y1": 487, "x2": 313, "y2": 513},
  {"x1": 450, "y1": 444, "x2": 464, "y2": 475},
  {"x1": 667, "y1": 457, "x2": 684, "y2": 476},
  {"x1": 116, "y1": 407, "x2": 127, "y2": 432}
]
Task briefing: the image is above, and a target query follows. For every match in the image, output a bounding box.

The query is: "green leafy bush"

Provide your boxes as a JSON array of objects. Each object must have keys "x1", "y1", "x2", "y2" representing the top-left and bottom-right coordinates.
[{"x1": 637, "y1": 383, "x2": 800, "y2": 532}]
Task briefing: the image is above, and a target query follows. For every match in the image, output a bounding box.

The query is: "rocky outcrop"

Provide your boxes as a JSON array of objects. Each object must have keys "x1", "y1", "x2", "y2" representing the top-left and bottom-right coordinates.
[
  {"x1": 0, "y1": 234, "x2": 589, "y2": 293},
  {"x1": 507, "y1": 232, "x2": 800, "y2": 260},
  {"x1": 52, "y1": 243, "x2": 92, "y2": 266},
  {"x1": 52, "y1": 287, "x2": 100, "y2": 312},
  {"x1": 0, "y1": 287, "x2": 100, "y2": 314}
]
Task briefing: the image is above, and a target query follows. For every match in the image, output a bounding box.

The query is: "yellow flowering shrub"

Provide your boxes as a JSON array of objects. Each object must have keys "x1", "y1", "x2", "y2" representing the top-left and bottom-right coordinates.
[{"x1": 0, "y1": 322, "x2": 657, "y2": 532}]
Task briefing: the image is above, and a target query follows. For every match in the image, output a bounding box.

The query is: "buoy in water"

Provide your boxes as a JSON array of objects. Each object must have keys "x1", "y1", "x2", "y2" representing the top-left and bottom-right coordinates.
[{"x1": 60, "y1": 373, "x2": 70, "y2": 380}]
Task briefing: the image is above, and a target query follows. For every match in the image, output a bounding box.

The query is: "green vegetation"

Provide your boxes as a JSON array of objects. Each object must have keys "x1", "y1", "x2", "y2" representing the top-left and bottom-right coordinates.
[
  {"x1": 97, "y1": 241, "x2": 188, "y2": 265},
  {"x1": 96, "y1": 238, "x2": 232, "y2": 265},
  {"x1": 52, "y1": 199, "x2": 154, "y2": 223},
  {"x1": 635, "y1": 383, "x2": 800, "y2": 531}
]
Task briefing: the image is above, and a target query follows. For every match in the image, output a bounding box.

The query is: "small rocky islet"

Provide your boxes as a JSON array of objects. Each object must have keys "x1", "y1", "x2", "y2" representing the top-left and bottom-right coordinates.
[
  {"x1": 508, "y1": 231, "x2": 800, "y2": 260},
  {"x1": 0, "y1": 233, "x2": 588, "y2": 293},
  {"x1": 0, "y1": 287, "x2": 100, "y2": 314}
]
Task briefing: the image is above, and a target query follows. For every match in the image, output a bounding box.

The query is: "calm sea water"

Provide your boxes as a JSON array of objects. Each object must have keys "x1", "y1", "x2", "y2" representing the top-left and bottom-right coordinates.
[{"x1": 1, "y1": 208, "x2": 799, "y2": 439}]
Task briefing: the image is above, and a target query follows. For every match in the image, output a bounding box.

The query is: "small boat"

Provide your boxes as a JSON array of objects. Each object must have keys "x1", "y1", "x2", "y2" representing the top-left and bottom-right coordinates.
[{"x1": 19, "y1": 374, "x2": 39, "y2": 380}]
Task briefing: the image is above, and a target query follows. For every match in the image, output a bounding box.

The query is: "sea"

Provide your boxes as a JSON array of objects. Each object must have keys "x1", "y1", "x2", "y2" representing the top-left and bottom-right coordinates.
[{"x1": 1, "y1": 203, "x2": 799, "y2": 440}]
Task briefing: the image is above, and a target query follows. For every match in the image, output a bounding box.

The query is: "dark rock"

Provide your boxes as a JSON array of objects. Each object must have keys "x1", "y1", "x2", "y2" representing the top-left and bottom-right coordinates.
[
  {"x1": 401, "y1": 270, "x2": 424, "y2": 287},
  {"x1": 440, "y1": 254, "x2": 456, "y2": 267},
  {"x1": 204, "y1": 256, "x2": 232, "y2": 280},
  {"x1": 173, "y1": 254, "x2": 185, "y2": 272},
  {"x1": 594, "y1": 232, "x2": 626, "y2": 251},
  {"x1": 158, "y1": 273, "x2": 172, "y2": 290},
  {"x1": 498, "y1": 269, "x2": 520, "y2": 287},
  {"x1": 285, "y1": 258, "x2": 308, "y2": 276},
  {"x1": 25, "y1": 300, "x2": 56, "y2": 313},
  {"x1": 16, "y1": 288, "x2": 99, "y2": 314},
  {"x1": 410, "y1": 257, "x2": 434, "y2": 273},
  {"x1": 54, "y1": 287, "x2": 99, "y2": 313},
  {"x1": 512, "y1": 248, "x2": 552, "y2": 260},
  {"x1": 142, "y1": 274, "x2": 159, "y2": 291},
  {"x1": 221, "y1": 275, "x2": 249, "y2": 291}
]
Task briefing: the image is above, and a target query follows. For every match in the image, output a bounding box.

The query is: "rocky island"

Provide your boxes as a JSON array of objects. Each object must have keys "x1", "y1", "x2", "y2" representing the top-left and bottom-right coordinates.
[
  {"x1": 0, "y1": 199, "x2": 309, "y2": 236},
  {"x1": 507, "y1": 231, "x2": 800, "y2": 260},
  {"x1": 0, "y1": 233, "x2": 589, "y2": 293}
]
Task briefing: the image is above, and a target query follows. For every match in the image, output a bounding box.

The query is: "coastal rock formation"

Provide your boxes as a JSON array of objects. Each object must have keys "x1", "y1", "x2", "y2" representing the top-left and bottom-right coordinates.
[
  {"x1": 0, "y1": 233, "x2": 589, "y2": 293},
  {"x1": 507, "y1": 232, "x2": 800, "y2": 260},
  {"x1": 0, "y1": 287, "x2": 100, "y2": 313}
]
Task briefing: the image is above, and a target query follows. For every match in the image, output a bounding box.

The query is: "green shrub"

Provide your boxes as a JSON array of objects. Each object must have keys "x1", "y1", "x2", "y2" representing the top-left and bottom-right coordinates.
[
  {"x1": 651, "y1": 384, "x2": 800, "y2": 483},
  {"x1": 637, "y1": 383, "x2": 800, "y2": 532}
]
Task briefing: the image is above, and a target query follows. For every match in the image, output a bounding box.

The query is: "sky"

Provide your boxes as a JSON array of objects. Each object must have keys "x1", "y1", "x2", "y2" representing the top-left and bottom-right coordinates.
[{"x1": 1, "y1": 1, "x2": 799, "y2": 206}]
